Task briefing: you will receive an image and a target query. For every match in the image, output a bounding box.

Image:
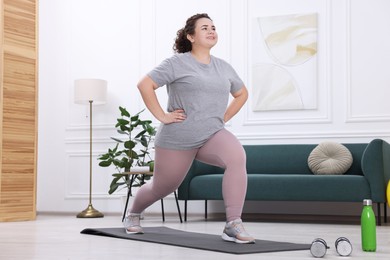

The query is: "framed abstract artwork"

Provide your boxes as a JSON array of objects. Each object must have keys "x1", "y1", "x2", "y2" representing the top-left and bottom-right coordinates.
[{"x1": 251, "y1": 13, "x2": 318, "y2": 111}]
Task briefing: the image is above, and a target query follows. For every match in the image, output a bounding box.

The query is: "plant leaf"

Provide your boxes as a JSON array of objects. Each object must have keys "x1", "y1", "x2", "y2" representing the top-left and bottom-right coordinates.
[
  {"x1": 119, "y1": 106, "x2": 130, "y2": 117},
  {"x1": 135, "y1": 129, "x2": 147, "y2": 139},
  {"x1": 98, "y1": 154, "x2": 110, "y2": 160},
  {"x1": 129, "y1": 150, "x2": 138, "y2": 159},
  {"x1": 111, "y1": 137, "x2": 124, "y2": 143},
  {"x1": 98, "y1": 160, "x2": 112, "y2": 167},
  {"x1": 124, "y1": 140, "x2": 136, "y2": 149},
  {"x1": 130, "y1": 115, "x2": 139, "y2": 122},
  {"x1": 140, "y1": 136, "x2": 148, "y2": 147},
  {"x1": 117, "y1": 118, "x2": 129, "y2": 125},
  {"x1": 116, "y1": 130, "x2": 129, "y2": 135}
]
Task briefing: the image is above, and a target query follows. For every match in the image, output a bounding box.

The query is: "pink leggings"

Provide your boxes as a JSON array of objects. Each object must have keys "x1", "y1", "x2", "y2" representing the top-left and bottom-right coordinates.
[{"x1": 130, "y1": 128, "x2": 247, "y2": 222}]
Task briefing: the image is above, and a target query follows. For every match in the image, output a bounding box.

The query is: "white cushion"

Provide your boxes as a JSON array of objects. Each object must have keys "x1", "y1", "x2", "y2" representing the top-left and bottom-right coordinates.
[{"x1": 308, "y1": 142, "x2": 353, "y2": 175}]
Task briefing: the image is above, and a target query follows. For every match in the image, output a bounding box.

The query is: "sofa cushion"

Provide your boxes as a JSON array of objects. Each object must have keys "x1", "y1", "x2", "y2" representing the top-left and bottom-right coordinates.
[
  {"x1": 308, "y1": 142, "x2": 353, "y2": 175},
  {"x1": 246, "y1": 174, "x2": 370, "y2": 201},
  {"x1": 187, "y1": 174, "x2": 371, "y2": 201}
]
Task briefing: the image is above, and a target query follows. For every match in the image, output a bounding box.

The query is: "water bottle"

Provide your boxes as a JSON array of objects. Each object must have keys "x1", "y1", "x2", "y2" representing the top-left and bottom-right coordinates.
[{"x1": 361, "y1": 199, "x2": 376, "y2": 252}]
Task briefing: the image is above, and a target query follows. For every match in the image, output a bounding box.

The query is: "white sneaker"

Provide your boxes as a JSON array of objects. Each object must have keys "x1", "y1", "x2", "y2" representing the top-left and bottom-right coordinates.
[
  {"x1": 221, "y1": 219, "x2": 255, "y2": 244},
  {"x1": 123, "y1": 213, "x2": 144, "y2": 234}
]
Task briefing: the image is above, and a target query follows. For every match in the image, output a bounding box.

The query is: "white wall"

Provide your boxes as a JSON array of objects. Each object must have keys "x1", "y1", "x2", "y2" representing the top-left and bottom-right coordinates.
[{"x1": 37, "y1": 0, "x2": 390, "y2": 216}]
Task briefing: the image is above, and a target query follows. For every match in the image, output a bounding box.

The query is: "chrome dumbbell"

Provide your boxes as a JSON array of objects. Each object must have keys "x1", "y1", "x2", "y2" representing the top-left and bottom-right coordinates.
[
  {"x1": 335, "y1": 237, "x2": 353, "y2": 257},
  {"x1": 310, "y1": 238, "x2": 329, "y2": 258},
  {"x1": 310, "y1": 237, "x2": 352, "y2": 258}
]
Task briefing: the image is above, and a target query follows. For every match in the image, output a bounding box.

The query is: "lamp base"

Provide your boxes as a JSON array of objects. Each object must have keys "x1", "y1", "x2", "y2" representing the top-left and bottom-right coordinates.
[{"x1": 77, "y1": 204, "x2": 104, "y2": 218}]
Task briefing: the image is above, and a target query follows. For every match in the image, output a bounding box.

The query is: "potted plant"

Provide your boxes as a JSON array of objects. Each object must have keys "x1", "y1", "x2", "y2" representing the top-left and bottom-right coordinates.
[{"x1": 98, "y1": 106, "x2": 156, "y2": 198}]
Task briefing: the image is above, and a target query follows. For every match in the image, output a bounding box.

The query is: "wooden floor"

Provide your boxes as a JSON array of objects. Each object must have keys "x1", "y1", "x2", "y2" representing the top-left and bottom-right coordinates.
[{"x1": 0, "y1": 213, "x2": 389, "y2": 260}]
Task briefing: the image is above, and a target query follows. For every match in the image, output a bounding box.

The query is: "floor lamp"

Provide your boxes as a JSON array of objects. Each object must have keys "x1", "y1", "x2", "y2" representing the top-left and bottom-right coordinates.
[{"x1": 74, "y1": 79, "x2": 107, "y2": 218}]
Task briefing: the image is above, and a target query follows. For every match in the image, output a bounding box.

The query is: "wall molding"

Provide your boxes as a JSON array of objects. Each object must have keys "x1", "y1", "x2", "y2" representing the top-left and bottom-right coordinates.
[
  {"x1": 66, "y1": 124, "x2": 114, "y2": 131},
  {"x1": 65, "y1": 130, "x2": 390, "y2": 144},
  {"x1": 64, "y1": 151, "x2": 117, "y2": 200},
  {"x1": 346, "y1": 114, "x2": 390, "y2": 123},
  {"x1": 242, "y1": 114, "x2": 332, "y2": 126},
  {"x1": 345, "y1": 0, "x2": 390, "y2": 123}
]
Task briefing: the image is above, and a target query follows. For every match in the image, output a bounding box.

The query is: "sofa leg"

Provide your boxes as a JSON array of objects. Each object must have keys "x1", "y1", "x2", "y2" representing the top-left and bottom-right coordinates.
[
  {"x1": 161, "y1": 199, "x2": 165, "y2": 222},
  {"x1": 205, "y1": 200, "x2": 208, "y2": 220},
  {"x1": 377, "y1": 203, "x2": 381, "y2": 226},
  {"x1": 184, "y1": 200, "x2": 187, "y2": 222}
]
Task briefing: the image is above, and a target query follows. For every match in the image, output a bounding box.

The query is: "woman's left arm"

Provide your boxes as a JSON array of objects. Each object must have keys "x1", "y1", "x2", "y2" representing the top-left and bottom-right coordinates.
[{"x1": 224, "y1": 85, "x2": 248, "y2": 123}]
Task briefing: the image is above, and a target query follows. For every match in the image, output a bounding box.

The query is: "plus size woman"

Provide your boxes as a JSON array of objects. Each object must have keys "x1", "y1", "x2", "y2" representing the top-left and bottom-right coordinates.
[{"x1": 124, "y1": 13, "x2": 254, "y2": 244}]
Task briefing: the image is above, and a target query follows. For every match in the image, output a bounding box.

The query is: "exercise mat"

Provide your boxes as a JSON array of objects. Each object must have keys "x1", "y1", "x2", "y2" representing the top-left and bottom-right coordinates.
[{"x1": 81, "y1": 226, "x2": 310, "y2": 255}]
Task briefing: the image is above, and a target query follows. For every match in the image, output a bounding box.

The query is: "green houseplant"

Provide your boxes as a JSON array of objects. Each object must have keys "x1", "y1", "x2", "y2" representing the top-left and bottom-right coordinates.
[{"x1": 98, "y1": 106, "x2": 156, "y2": 197}]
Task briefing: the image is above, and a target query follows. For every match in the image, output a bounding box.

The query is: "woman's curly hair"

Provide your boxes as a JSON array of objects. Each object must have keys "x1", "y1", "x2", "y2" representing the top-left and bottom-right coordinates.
[{"x1": 173, "y1": 13, "x2": 212, "y2": 53}]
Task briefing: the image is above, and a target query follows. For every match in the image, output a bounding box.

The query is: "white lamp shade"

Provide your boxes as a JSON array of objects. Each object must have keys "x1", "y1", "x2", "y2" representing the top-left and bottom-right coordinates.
[{"x1": 74, "y1": 79, "x2": 108, "y2": 105}]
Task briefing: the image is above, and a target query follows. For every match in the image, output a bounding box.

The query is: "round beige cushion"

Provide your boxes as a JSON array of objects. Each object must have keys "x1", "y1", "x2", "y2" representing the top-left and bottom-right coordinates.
[{"x1": 308, "y1": 142, "x2": 353, "y2": 175}]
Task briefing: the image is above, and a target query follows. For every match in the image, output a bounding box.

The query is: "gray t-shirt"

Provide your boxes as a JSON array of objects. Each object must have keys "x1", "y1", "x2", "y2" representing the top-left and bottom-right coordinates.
[{"x1": 148, "y1": 52, "x2": 244, "y2": 150}]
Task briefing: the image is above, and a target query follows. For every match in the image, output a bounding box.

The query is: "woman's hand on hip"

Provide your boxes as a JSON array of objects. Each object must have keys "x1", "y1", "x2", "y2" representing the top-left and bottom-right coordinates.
[{"x1": 161, "y1": 109, "x2": 186, "y2": 124}]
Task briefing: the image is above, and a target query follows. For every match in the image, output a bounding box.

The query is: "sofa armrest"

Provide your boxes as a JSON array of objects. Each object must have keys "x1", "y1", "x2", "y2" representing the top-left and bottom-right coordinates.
[
  {"x1": 382, "y1": 139, "x2": 390, "y2": 187},
  {"x1": 361, "y1": 139, "x2": 390, "y2": 202}
]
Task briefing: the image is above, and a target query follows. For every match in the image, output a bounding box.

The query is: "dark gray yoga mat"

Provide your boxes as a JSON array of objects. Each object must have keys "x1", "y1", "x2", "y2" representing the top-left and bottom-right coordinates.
[{"x1": 81, "y1": 226, "x2": 310, "y2": 255}]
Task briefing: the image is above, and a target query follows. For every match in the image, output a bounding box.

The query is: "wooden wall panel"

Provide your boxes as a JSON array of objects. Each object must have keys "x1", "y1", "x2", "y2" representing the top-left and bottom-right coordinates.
[{"x1": 0, "y1": 0, "x2": 38, "y2": 221}]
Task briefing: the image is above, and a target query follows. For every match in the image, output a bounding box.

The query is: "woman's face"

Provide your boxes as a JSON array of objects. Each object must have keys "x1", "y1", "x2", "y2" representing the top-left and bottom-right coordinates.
[{"x1": 187, "y1": 17, "x2": 218, "y2": 49}]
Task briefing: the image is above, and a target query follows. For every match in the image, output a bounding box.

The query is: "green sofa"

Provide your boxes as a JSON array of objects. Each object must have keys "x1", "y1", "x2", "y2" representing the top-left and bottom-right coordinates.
[{"x1": 178, "y1": 139, "x2": 390, "y2": 224}]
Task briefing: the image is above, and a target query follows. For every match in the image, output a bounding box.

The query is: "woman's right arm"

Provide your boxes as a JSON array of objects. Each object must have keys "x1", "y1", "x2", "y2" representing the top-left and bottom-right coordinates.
[{"x1": 137, "y1": 75, "x2": 186, "y2": 124}]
